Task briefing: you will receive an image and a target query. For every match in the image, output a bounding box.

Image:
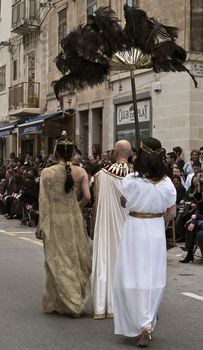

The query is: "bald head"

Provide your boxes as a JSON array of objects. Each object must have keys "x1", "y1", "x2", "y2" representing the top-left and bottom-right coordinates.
[{"x1": 114, "y1": 140, "x2": 132, "y2": 161}]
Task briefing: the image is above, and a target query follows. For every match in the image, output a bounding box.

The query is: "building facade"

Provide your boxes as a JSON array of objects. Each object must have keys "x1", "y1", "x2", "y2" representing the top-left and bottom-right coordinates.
[
  {"x1": 0, "y1": 0, "x2": 203, "y2": 161},
  {"x1": 0, "y1": 0, "x2": 12, "y2": 159}
]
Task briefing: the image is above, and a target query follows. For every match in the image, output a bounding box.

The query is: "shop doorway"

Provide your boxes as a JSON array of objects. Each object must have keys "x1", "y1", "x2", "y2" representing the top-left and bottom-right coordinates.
[
  {"x1": 92, "y1": 108, "x2": 103, "y2": 152},
  {"x1": 21, "y1": 139, "x2": 34, "y2": 159},
  {"x1": 79, "y1": 111, "x2": 89, "y2": 157}
]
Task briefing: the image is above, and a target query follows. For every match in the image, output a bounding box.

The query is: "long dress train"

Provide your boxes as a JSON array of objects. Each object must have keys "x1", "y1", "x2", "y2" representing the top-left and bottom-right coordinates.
[{"x1": 39, "y1": 162, "x2": 92, "y2": 317}]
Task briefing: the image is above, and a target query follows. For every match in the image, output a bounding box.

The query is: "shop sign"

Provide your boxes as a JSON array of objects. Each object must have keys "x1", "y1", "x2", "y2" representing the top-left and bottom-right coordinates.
[
  {"x1": 19, "y1": 123, "x2": 43, "y2": 135},
  {"x1": 117, "y1": 99, "x2": 150, "y2": 125},
  {"x1": 191, "y1": 63, "x2": 203, "y2": 76},
  {"x1": 0, "y1": 129, "x2": 12, "y2": 137}
]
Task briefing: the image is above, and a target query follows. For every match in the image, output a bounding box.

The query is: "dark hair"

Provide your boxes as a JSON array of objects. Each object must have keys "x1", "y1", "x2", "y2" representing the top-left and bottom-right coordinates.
[
  {"x1": 55, "y1": 143, "x2": 74, "y2": 193},
  {"x1": 134, "y1": 137, "x2": 166, "y2": 180},
  {"x1": 173, "y1": 146, "x2": 182, "y2": 155},
  {"x1": 167, "y1": 152, "x2": 177, "y2": 161}
]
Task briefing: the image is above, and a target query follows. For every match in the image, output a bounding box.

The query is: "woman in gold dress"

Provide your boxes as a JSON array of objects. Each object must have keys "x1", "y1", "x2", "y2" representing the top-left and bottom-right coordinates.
[{"x1": 36, "y1": 132, "x2": 91, "y2": 317}]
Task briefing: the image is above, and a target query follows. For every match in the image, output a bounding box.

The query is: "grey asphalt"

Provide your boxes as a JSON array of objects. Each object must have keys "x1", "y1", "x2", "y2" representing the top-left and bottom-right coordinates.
[{"x1": 0, "y1": 215, "x2": 203, "y2": 350}]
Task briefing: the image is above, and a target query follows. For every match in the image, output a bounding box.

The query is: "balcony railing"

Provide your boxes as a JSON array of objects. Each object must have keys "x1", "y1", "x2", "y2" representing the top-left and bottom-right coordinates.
[
  {"x1": 11, "y1": 0, "x2": 40, "y2": 35},
  {"x1": 9, "y1": 82, "x2": 40, "y2": 111}
]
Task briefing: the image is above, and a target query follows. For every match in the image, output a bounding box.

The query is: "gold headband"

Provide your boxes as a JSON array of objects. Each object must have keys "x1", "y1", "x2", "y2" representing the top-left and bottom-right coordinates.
[
  {"x1": 54, "y1": 131, "x2": 73, "y2": 153},
  {"x1": 140, "y1": 141, "x2": 162, "y2": 155}
]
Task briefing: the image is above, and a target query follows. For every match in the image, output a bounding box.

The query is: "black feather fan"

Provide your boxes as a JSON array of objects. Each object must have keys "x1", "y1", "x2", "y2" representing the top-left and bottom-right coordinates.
[{"x1": 53, "y1": 4, "x2": 197, "y2": 99}]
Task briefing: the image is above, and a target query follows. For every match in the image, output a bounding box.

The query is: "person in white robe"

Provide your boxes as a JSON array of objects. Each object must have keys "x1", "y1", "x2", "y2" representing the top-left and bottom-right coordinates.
[
  {"x1": 113, "y1": 137, "x2": 176, "y2": 347},
  {"x1": 91, "y1": 140, "x2": 132, "y2": 319}
]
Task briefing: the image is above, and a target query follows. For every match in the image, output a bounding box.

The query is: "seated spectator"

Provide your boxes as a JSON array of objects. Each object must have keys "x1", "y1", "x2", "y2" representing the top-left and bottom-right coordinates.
[
  {"x1": 180, "y1": 171, "x2": 203, "y2": 263},
  {"x1": 179, "y1": 202, "x2": 203, "y2": 263},
  {"x1": 184, "y1": 160, "x2": 201, "y2": 191},
  {"x1": 20, "y1": 174, "x2": 39, "y2": 206},
  {"x1": 172, "y1": 174, "x2": 186, "y2": 204},
  {"x1": 4, "y1": 174, "x2": 24, "y2": 219},
  {"x1": 175, "y1": 174, "x2": 198, "y2": 240},
  {"x1": 0, "y1": 169, "x2": 15, "y2": 215},
  {"x1": 183, "y1": 149, "x2": 199, "y2": 179},
  {"x1": 173, "y1": 146, "x2": 185, "y2": 170},
  {"x1": 199, "y1": 146, "x2": 203, "y2": 169},
  {"x1": 172, "y1": 164, "x2": 185, "y2": 186},
  {"x1": 166, "y1": 151, "x2": 177, "y2": 178}
]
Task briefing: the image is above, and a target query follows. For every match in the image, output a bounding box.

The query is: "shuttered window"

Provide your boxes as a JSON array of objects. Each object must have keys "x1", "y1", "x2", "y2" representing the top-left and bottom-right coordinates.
[
  {"x1": 0, "y1": 66, "x2": 6, "y2": 92},
  {"x1": 191, "y1": 0, "x2": 203, "y2": 52},
  {"x1": 58, "y1": 8, "x2": 67, "y2": 47}
]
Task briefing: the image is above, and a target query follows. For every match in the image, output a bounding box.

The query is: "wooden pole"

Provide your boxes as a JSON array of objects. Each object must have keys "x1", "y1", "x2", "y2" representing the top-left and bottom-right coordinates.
[{"x1": 130, "y1": 69, "x2": 140, "y2": 149}]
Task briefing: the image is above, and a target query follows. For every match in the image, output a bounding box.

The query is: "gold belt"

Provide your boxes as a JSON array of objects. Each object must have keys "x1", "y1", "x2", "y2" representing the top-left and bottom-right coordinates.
[{"x1": 129, "y1": 211, "x2": 163, "y2": 218}]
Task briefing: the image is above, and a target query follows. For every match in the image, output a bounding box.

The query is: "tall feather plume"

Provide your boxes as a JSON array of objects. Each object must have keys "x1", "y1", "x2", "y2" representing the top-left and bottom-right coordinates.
[
  {"x1": 123, "y1": 4, "x2": 178, "y2": 52},
  {"x1": 53, "y1": 4, "x2": 197, "y2": 99},
  {"x1": 123, "y1": 5, "x2": 149, "y2": 49},
  {"x1": 87, "y1": 6, "x2": 123, "y2": 56}
]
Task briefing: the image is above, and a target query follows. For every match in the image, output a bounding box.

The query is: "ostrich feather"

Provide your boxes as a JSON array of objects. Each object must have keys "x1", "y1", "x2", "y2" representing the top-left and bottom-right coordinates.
[
  {"x1": 87, "y1": 6, "x2": 123, "y2": 56},
  {"x1": 61, "y1": 25, "x2": 109, "y2": 65},
  {"x1": 152, "y1": 41, "x2": 187, "y2": 63},
  {"x1": 55, "y1": 52, "x2": 68, "y2": 75},
  {"x1": 152, "y1": 42, "x2": 198, "y2": 87},
  {"x1": 53, "y1": 60, "x2": 110, "y2": 99},
  {"x1": 123, "y1": 4, "x2": 178, "y2": 52}
]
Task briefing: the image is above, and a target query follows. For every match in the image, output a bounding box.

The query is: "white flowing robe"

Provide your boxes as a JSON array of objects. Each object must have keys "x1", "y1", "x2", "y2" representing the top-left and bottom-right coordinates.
[
  {"x1": 113, "y1": 174, "x2": 176, "y2": 336},
  {"x1": 91, "y1": 168, "x2": 129, "y2": 318}
]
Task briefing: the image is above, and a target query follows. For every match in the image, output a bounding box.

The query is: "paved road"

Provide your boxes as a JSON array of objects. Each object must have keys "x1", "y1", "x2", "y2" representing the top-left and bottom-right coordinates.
[{"x1": 0, "y1": 215, "x2": 203, "y2": 350}]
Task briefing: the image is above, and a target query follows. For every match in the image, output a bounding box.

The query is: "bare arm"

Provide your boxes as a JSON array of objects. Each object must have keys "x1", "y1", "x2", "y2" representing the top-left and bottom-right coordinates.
[
  {"x1": 164, "y1": 204, "x2": 176, "y2": 224},
  {"x1": 79, "y1": 170, "x2": 91, "y2": 209}
]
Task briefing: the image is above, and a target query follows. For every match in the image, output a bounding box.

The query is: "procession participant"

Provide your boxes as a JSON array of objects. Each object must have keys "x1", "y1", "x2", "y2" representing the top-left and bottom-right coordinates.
[
  {"x1": 113, "y1": 137, "x2": 176, "y2": 347},
  {"x1": 35, "y1": 131, "x2": 91, "y2": 318},
  {"x1": 91, "y1": 140, "x2": 132, "y2": 319}
]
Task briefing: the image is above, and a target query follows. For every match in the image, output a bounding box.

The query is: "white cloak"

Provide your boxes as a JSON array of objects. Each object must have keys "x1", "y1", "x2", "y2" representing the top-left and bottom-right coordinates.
[{"x1": 91, "y1": 167, "x2": 129, "y2": 318}]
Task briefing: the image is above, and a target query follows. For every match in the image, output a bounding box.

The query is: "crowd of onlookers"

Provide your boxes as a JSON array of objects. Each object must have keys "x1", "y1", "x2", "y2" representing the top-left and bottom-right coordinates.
[
  {"x1": 0, "y1": 144, "x2": 203, "y2": 262},
  {"x1": 163, "y1": 146, "x2": 203, "y2": 262},
  {"x1": 0, "y1": 146, "x2": 118, "y2": 226}
]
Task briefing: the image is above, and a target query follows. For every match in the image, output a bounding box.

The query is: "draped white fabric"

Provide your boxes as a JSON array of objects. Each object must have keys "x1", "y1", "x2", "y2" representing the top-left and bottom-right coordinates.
[
  {"x1": 91, "y1": 169, "x2": 128, "y2": 317},
  {"x1": 114, "y1": 174, "x2": 176, "y2": 336}
]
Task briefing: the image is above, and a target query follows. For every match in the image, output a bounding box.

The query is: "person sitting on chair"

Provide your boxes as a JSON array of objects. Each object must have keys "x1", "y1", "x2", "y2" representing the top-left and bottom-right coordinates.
[{"x1": 180, "y1": 172, "x2": 203, "y2": 263}]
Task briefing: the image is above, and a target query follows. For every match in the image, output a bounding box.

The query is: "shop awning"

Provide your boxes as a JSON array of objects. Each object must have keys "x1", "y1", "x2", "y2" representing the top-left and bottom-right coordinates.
[
  {"x1": 0, "y1": 123, "x2": 16, "y2": 137},
  {"x1": 18, "y1": 111, "x2": 62, "y2": 135}
]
